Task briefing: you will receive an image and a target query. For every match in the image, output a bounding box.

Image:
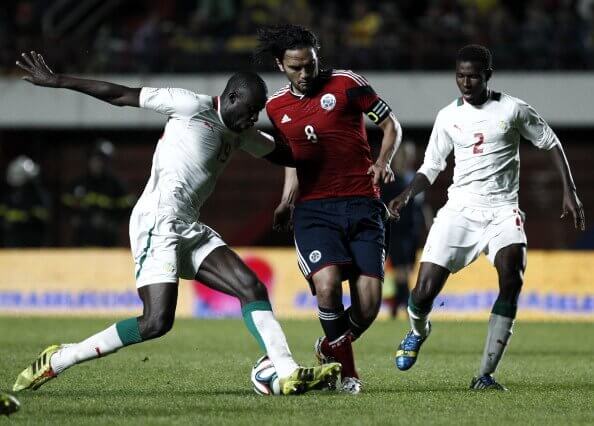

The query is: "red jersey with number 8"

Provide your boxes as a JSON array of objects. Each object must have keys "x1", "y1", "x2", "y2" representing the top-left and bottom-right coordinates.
[{"x1": 266, "y1": 70, "x2": 382, "y2": 202}]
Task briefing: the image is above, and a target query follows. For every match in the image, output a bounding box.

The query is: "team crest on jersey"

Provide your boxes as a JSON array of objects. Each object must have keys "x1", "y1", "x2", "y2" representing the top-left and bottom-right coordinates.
[
  {"x1": 309, "y1": 250, "x2": 322, "y2": 263},
  {"x1": 498, "y1": 120, "x2": 508, "y2": 131},
  {"x1": 320, "y1": 93, "x2": 336, "y2": 111}
]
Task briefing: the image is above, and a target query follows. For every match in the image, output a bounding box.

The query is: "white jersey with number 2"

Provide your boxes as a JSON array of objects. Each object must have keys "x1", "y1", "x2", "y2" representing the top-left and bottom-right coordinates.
[{"x1": 418, "y1": 91, "x2": 559, "y2": 208}]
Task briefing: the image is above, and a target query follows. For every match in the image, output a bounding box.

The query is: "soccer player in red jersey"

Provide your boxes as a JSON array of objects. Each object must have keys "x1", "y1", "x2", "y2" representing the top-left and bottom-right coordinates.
[{"x1": 256, "y1": 25, "x2": 402, "y2": 393}]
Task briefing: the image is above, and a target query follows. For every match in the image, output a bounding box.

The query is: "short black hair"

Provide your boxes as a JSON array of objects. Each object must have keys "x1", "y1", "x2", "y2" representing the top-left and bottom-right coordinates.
[
  {"x1": 457, "y1": 44, "x2": 493, "y2": 71},
  {"x1": 255, "y1": 24, "x2": 320, "y2": 63},
  {"x1": 223, "y1": 71, "x2": 267, "y2": 98}
]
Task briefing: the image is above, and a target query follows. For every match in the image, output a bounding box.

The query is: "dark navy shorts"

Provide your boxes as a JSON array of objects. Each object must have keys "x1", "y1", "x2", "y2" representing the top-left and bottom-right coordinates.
[{"x1": 293, "y1": 196, "x2": 387, "y2": 287}]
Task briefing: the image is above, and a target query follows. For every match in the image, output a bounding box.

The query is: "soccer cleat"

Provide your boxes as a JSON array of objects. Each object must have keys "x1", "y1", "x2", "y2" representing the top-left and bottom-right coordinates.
[
  {"x1": 0, "y1": 393, "x2": 20, "y2": 416},
  {"x1": 279, "y1": 362, "x2": 342, "y2": 395},
  {"x1": 313, "y1": 337, "x2": 338, "y2": 390},
  {"x1": 470, "y1": 375, "x2": 509, "y2": 391},
  {"x1": 395, "y1": 322, "x2": 431, "y2": 371},
  {"x1": 314, "y1": 336, "x2": 336, "y2": 365},
  {"x1": 13, "y1": 344, "x2": 60, "y2": 392},
  {"x1": 340, "y1": 377, "x2": 362, "y2": 395}
]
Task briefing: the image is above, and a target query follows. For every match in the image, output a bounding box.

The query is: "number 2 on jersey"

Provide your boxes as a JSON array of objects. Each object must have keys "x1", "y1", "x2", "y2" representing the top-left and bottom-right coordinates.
[
  {"x1": 304, "y1": 125, "x2": 318, "y2": 143},
  {"x1": 473, "y1": 132, "x2": 484, "y2": 154}
]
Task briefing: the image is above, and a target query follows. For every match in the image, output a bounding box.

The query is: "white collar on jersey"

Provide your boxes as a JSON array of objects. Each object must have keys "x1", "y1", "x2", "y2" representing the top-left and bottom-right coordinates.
[
  {"x1": 289, "y1": 84, "x2": 306, "y2": 99},
  {"x1": 214, "y1": 96, "x2": 226, "y2": 126}
]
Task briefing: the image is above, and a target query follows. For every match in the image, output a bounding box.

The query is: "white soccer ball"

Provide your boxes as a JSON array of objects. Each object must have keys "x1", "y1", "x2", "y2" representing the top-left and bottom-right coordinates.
[{"x1": 251, "y1": 355, "x2": 281, "y2": 396}]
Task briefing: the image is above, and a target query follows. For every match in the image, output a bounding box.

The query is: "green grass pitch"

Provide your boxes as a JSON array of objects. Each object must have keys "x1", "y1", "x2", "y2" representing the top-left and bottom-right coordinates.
[{"x1": 0, "y1": 317, "x2": 592, "y2": 425}]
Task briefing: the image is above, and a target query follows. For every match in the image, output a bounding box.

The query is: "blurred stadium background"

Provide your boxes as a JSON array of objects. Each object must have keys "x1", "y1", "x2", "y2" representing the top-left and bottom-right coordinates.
[{"x1": 0, "y1": 0, "x2": 592, "y2": 320}]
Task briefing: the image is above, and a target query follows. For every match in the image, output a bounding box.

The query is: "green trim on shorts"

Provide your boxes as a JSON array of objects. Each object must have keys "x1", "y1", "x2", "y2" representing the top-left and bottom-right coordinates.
[{"x1": 135, "y1": 225, "x2": 155, "y2": 279}]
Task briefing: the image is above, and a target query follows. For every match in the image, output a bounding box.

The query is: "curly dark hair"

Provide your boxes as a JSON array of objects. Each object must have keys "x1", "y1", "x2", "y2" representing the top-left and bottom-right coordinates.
[
  {"x1": 457, "y1": 44, "x2": 493, "y2": 70},
  {"x1": 255, "y1": 24, "x2": 320, "y2": 63}
]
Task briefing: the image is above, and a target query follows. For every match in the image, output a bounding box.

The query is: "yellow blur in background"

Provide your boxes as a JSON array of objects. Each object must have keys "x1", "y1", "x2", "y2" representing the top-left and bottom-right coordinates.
[{"x1": 0, "y1": 248, "x2": 591, "y2": 321}]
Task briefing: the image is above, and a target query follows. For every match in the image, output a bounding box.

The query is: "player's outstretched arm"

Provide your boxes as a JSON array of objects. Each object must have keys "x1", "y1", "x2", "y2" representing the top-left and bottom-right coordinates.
[
  {"x1": 388, "y1": 173, "x2": 431, "y2": 221},
  {"x1": 550, "y1": 144, "x2": 585, "y2": 230},
  {"x1": 16, "y1": 51, "x2": 140, "y2": 107}
]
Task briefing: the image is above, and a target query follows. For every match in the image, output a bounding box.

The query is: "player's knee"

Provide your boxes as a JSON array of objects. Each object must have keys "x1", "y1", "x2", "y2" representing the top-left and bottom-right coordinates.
[
  {"x1": 139, "y1": 311, "x2": 175, "y2": 340},
  {"x1": 498, "y1": 266, "x2": 524, "y2": 301},
  {"x1": 358, "y1": 302, "x2": 380, "y2": 325},
  {"x1": 315, "y1": 281, "x2": 342, "y2": 307}
]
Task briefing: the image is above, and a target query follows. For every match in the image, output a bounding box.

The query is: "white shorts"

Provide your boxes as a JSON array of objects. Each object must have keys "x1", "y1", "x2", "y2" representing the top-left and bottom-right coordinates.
[
  {"x1": 420, "y1": 202, "x2": 527, "y2": 273},
  {"x1": 129, "y1": 211, "x2": 226, "y2": 288}
]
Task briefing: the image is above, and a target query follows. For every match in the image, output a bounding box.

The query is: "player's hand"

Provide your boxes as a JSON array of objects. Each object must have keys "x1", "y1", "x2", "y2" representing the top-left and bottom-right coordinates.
[
  {"x1": 561, "y1": 189, "x2": 585, "y2": 231},
  {"x1": 273, "y1": 202, "x2": 294, "y2": 232},
  {"x1": 367, "y1": 161, "x2": 395, "y2": 186},
  {"x1": 16, "y1": 51, "x2": 59, "y2": 87},
  {"x1": 387, "y1": 191, "x2": 410, "y2": 221}
]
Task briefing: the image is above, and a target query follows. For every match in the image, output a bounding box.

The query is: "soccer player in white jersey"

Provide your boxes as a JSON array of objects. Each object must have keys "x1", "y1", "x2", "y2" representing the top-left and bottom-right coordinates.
[
  {"x1": 388, "y1": 45, "x2": 585, "y2": 391},
  {"x1": 12, "y1": 51, "x2": 340, "y2": 395}
]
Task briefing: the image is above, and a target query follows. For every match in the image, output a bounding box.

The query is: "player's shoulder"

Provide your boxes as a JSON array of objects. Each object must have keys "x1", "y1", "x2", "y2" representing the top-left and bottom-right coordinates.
[
  {"x1": 266, "y1": 85, "x2": 291, "y2": 109},
  {"x1": 497, "y1": 91, "x2": 530, "y2": 109},
  {"x1": 437, "y1": 98, "x2": 462, "y2": 117},
  {"x1": 330, "y1": 69, "x2": 370, "y2": 87}
]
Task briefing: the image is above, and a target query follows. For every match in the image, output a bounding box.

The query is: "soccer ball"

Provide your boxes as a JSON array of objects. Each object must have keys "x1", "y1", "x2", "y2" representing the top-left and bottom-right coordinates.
[{"x1": 251, "y1": 355, "x2": 281, "y2": 396}]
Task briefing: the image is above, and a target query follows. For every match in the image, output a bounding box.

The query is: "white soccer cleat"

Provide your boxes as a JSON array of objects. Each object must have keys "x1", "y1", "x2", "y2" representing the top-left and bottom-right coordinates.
[{"x1": 340, "y1": 377, "x2": 362, "y2": 394}]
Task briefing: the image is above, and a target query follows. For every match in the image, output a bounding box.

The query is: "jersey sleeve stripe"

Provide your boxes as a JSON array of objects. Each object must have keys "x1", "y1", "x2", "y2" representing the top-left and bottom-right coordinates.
[
  {"x1": 266, "y1": 87, "x2": 290, "y2": 103},
  {"x1": 332, "y1": 70, "x2": 368, "y2": 86}
]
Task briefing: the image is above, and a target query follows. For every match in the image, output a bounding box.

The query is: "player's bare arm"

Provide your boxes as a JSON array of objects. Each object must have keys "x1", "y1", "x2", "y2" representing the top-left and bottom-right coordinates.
[
  {"x1": 367, "y1": 112, "x2": 402, "y2": 185},
  {"x1": 388, "y1": 172, "x2": 432, "y2": 220},
  {"x1": 273, "y1": 167, "x2": 298, "y2": 232},
  {"x1": 549, "y1": 144, "x2": 585, "y2": 230},
  {"x1": 16, "y1": 51, "x2": 140, "y2": 107}
]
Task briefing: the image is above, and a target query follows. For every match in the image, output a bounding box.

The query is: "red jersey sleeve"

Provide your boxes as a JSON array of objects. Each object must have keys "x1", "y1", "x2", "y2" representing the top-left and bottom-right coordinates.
[{"x1": 341, "y1": 71, "x2": 392, "y2": 124}]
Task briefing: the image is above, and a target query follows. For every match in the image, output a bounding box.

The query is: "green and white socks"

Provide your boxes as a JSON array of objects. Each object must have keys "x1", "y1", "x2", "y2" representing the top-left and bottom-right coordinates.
[
  {"x1": 50, "y1": 317, "x2": 142, "y2": 374},
  {"x1": 478, "y1": 300, "x2": 516, "y2": 376},
  {"x1": 242, "y1": 301, "x2": 299, "y2": 379},
  {"x1": 407, "y1": 297, "x2": 431, "y2": 338},
  {"x1": 49, "y1": 302, "x2": 299, "y2": 380}
]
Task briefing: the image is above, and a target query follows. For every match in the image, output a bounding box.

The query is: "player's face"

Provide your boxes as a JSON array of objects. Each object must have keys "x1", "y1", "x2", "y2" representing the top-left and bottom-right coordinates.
[
  {"x1": 222, "y1": 88, "x2": 266, "y2": 132},
  {"x1": 278, "y1": 47, "x2": 319, "y2": 95},
  {"x1": 455, "y1": 61, "x2": 490, "y2": 105}
]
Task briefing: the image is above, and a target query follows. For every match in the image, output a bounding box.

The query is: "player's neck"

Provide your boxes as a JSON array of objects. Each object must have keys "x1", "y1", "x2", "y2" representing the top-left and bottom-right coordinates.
[
  {"x1": 289, "y1": 84, "x2": 306, "y2": 98},
  {"x1": 468, "y1": 89, "x2": 491, "y2": 106}
]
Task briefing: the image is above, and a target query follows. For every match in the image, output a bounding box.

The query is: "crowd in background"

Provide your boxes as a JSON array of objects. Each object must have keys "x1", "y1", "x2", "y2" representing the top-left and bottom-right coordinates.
[{"x1": 1, "y1": 0, "x2": 594, "y2": 74}]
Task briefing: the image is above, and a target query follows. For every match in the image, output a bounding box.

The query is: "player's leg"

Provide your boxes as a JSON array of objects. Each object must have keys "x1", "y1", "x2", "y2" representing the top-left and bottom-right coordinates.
[
  {"x1": 291, "y1": 199, "x2": 354, "y2": 387},
  {"x1": 472, "y1": 243, "x2": 526, "y2": 390},
  {"x1": 311, "y1": 265, "x2": 360, "y2": 380},
  {"x1": 345, "y1": 275, "x2": 382, "y2": 340},
  {"x1": 342, "y1": 196, "x2": 387, "y2": 339},
  {"x1": 13, "y1": 282, "x2": 178, "y2": 391},
  {"x1": 395, "y1": 262, "x2": 449, "y2": 371},
  {"x1": 195, "y1": 246, "x2": 340, "y2": 394}
]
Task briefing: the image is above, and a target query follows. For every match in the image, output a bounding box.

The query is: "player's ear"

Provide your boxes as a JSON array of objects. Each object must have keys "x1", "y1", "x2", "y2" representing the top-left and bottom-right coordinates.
[{"x1": 275, "y1": 58, "x2": 285, "y2": 72}]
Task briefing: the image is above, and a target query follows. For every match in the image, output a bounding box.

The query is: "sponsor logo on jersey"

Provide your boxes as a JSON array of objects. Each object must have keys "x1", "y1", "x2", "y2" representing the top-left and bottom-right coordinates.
[
  {"x1": 309, "y1": 250, "x2": 322, "y2": 263},
  {"x1": 320, "y1": 94, "x2": 337, "y2": 111},
  {"x1": 281, "y1": 114, "x2": 292, "y2": 123},
  {"x1": 163, "y1": 262, "x2": 176, "y2": 274}
]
